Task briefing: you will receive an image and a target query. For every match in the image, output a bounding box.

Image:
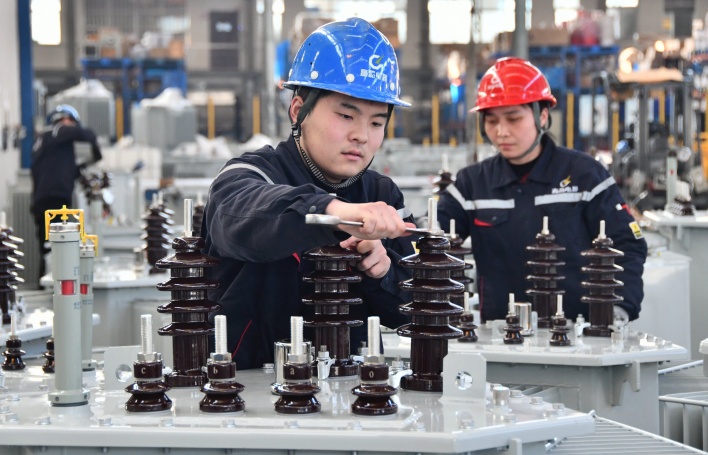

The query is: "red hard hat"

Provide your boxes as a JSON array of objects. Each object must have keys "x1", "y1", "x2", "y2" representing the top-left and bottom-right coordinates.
[{"x1": 472, "y1": 57, "x2": 557, "y2": 112}]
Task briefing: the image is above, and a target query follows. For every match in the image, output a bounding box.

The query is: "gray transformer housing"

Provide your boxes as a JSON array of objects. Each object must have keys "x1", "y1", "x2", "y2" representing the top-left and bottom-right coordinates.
[
  {"x1": 131, "y1": 90, "x2": 197, "y2": 152},
  {"x1": 47, "y1": 79, "x2": 116, "y2": 140}
]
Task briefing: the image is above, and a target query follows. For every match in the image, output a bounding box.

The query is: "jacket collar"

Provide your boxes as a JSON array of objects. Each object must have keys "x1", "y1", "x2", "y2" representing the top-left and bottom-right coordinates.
[{"x1": 490, "y1": 136, "x2": 556, "y2": 189}]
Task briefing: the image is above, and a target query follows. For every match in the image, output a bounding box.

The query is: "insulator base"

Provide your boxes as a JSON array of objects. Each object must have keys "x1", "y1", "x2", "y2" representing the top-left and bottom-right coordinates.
[
  {"x1": 351, "y1": 385, "x2": 398, "y2": 416},
  {"x1": 125, "y1": 381, "x2": 173, "y2": 412},
  {"x1": 199, "y1": 381, "x2": 246, "y2": 413},
  {"x1": 400, "y1": 373, "x2": 442, "y2": 392}
]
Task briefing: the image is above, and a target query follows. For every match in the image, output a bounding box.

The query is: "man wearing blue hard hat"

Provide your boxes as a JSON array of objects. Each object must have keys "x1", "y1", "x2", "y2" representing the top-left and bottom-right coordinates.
[
  {"x1": 202, "y1": 18, "x2": 415, "y2": 370},
  {"x1": 30, "y1": 104, "x2": 102, "y2": 286}
]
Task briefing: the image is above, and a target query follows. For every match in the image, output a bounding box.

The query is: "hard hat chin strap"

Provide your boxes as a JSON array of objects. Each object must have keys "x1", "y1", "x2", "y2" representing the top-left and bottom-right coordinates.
[
  {"x1": 290, "y1": 87, "x2": 371, "y2": 191},
  {"x1": 291, "y1": 88, "x2": 322, "y2": 139}
]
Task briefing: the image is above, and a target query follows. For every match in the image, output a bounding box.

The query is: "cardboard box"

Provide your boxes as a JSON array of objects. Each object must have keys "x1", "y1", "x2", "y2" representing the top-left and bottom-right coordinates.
[
  {"x1": 148, "y1": 47, "x2": 169, "y2": 59},
  {"x1": 168, "y1": 39, "x2": 184, "y2": 59},
  {"x1": 529, "y1": 28, "x2": 570, "y2": 47}
]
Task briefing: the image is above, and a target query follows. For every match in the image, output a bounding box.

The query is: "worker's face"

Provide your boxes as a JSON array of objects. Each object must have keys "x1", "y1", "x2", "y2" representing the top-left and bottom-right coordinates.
[
  {"x1": 290, "y1": 92, "x2": 388, "y2": 183},
  {"x1": 483, "y1": 104, "x2": 548, "y2": 165}
]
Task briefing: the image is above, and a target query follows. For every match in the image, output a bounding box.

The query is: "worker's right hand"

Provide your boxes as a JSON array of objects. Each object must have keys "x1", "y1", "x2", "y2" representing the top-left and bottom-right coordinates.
[{"x1": 324, "y1": 200, "x2": 410, "y2": 240}]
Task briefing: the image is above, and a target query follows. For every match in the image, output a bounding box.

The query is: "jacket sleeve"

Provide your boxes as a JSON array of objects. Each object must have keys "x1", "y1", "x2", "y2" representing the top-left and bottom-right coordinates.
[
  {"x1": 83, "y1": 128, "x2": 102, "y2": 163},
  {"x1": 205, "y1": 158, "x2": 341, "y2": 262},
  {"x1": 583, "y1": 173, "x2": 648, "y2": 321},
  {"x1": 55, "y1": 125, "x2": 102, "y2": 165}
]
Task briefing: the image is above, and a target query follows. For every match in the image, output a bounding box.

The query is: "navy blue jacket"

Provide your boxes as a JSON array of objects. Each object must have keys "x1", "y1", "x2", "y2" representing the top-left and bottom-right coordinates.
[
  {"x1": 31, "y1": 123, "x2": 102, "y2": 206},
  {"x1": 436, "y1": 137, "x2": 647, "y2": 322},
  {"x1": 202, "y1": 136, "x2": 415, "y2": 370}
]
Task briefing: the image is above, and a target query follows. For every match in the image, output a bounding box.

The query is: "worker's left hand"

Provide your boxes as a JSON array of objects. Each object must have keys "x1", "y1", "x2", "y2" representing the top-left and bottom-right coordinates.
[{"x1": 340, "y1": 237, "x2": 390, "y2": 279}]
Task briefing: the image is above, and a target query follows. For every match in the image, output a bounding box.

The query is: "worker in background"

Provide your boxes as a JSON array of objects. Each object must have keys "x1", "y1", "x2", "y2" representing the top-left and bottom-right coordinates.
[
  {"x1": 202, "y1": 18, "x2": 415, "y2": 370},
  {"x1": 30, "y1": 104, "x2": 102, "y2": 286},
  {"x1": 435, "y1": 57, "x2": 648, "y2": 325}
]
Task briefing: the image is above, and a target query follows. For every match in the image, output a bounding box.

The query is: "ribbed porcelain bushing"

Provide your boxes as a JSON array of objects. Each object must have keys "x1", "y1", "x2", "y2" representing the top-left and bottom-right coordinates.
[
  {"x1": 397, "y1": 235, "x2": 464, "y2": 392},
  {"x1": 302, "y1": 245, "x2": 363, "y2": 378}
]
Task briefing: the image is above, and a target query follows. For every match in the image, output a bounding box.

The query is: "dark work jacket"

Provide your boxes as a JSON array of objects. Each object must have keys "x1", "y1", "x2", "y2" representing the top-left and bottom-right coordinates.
[
  {"x1": 202, "y1": 136, "x2": 416, "y2": 370},
  {"x1": 30, "y1": 123, "x2": 102, "y2": 208},
  {"x1": 436, "y1": 137, "x2": 648, "y2": 322}
]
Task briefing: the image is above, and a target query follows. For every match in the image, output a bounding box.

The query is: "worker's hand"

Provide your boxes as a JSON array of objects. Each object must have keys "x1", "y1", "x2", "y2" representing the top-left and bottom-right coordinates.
[
  {"x1": 340, "y1": 237, "x2": 391, "y2": 279},
  {"x1": 325, "y1": 200, "x2": 410, "y2": 240},
  {"x1": 613, "y1": 305, "x2": 629, "y2": 327}
]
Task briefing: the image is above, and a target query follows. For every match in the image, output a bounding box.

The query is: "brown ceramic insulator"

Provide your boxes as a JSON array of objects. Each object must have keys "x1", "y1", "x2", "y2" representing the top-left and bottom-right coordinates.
[
  {"x1": 156, "y1": 202, "x2": 176, "y2": 219},
  {"x1": 192, "y1": 203, "x2": 205, "y2": 237},
  {"x1": 141, "y1": 206, "x2": 174, "y2": 274},
  {"x1": 302, "y1": 245, "x2": 363, "y2": 378},
  {"x1": 457, "y1": 312, "x2": 478, "y2": 342},
  {"x1": 0, "y1": 231, "x2": 21, "y2": 325},
  {"x1": 1, "y1": 227, "x2": 25, "y2": 298},
  {"x1": 397, "y1": 235, "x2": 465, "y2": 392},
  {"x1": 125, "y1": 360, "x2": 172, "y2": 412},
  {"x1": 525, "y1": 229, "x2": 566, "y2": 329},
  {"x1": 432, "y1": 170, "x2": 454, "y2": 195},
  {"x1": 199, "y1": 361, "x2": 246, "y2": 413},
  {"x1": 351, "y1": 363, "x2": 398, "y2": 416},
  {"x1": 274, "y1": 362, "x2": 321, "y2": 414},
  {"x1": 447, "y1": 234, "x2": 473, "y2": 326},
  {"x1": 666, "y1": 196, "x2": 696, "y2": 216},
  {"x1": 43, "y1": 337, "x2": 55, "y2": 373},
  {"x1": 549, "y1": 315, "x2": 571, "y2": 346},
  {"x1": 156, "y1": 236, "x2": 221, "y2": 388},
  {"x1": 2, "y1": 337, "x2": 26, "y2": 370},
  {"x1": 503, "y1": 313, "x2": 524, "y2": 344},
  {"x1": 581, "y1": 236, "x2": 624, "y2": 338}
]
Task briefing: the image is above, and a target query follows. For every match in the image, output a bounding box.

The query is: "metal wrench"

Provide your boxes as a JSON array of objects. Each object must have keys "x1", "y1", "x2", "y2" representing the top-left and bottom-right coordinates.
[{"x1": 305, "y1": 214, "x2": 430, "y2": 235}]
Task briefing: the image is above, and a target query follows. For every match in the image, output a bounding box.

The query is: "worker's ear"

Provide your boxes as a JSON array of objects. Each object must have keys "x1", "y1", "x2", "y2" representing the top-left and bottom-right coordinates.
[
  {"x1": 539, "y1": 106, "x2": 550, "y2": 129},
  {"x1": 289, "y1": 96, "x2": 304, "y2": 124}
]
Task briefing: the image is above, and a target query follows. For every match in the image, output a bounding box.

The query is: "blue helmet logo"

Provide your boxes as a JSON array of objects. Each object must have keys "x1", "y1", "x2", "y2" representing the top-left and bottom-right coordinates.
[{"x1": 284, "y1": 17, "x2": 410, "y2": 107}]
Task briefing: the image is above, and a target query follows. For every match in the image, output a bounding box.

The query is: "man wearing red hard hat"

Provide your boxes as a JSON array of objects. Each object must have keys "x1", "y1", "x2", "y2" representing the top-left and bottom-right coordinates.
[{"x1": 435, "y1": 57, "x2": 647, "y2": 327}]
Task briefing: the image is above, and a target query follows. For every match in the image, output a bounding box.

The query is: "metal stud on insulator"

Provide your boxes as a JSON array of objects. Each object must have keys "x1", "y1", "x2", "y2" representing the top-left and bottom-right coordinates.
[
  {"x1": 549, "y1": 295, "x2": 571, "y2": 347},
  {"x1": 503, "y1": 294, "x2": 524, "y2": 345},
  {"x1": 457, "y1": 291, "x2": 478, "y2": 342},
  {"x1": 141, "y1": 193, "x2": 174, "y2": 275},
  {"x1": 302, "y1": 245, "x2": 363, "y2": 378},
  {"x1": 351, "y1": 317, "x2": 398, "y2": 416},
  {"x1": 2, "y1": 313, "x2": 25, "y2": 371},
  {"x1": 525, "y1": 216, "x2": 566, "y2": 329},
  {"x1": 156, "y1": 199, "x2": 221, "y2": 387},
  {"x1": 396, "y1": 199, "x2": 464, "y2": 392},
  {"x1": 581, "y1": 220, "x2": 624, "y2": 338},
  {"x1": 125, "y1": 314, "x2": 172, "y2": 412},
  {"x1": 274, "y1": 316, "x2": 321, "y2": 414},
  {"x1": 199, "y1": 315, "x2": 245, "y2": 413}
]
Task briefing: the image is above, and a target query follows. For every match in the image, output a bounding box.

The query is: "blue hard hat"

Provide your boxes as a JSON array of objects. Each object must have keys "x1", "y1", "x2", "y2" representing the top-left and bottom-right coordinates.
[
  {"x1": 284, "y1": 17, "x2": 410, "y2": 107},
  {"x1": 47, "y1": 104, "x2": 81, "y2": 125}
]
